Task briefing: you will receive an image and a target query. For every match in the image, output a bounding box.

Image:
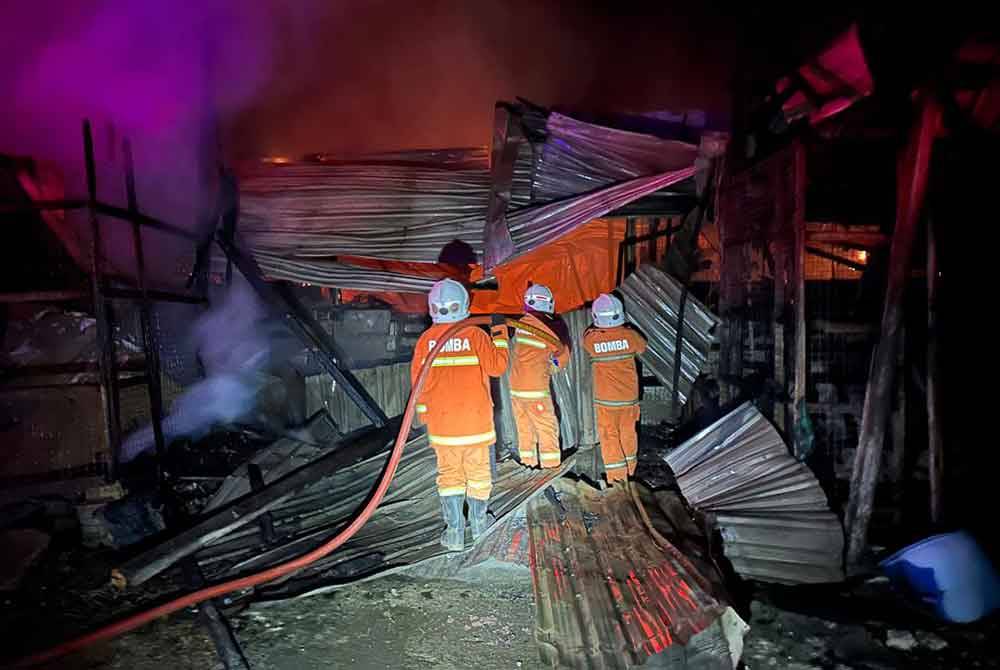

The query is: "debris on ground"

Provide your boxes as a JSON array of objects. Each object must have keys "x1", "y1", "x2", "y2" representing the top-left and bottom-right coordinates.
[{"x1": 885, "y1": 629, "x2": 918, "y2": 651}]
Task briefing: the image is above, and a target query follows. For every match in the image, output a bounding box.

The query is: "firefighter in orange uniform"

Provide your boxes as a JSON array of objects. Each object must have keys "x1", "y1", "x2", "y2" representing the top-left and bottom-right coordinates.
[
  {"x1": 583, "y1": 293, "x2": 647, "y2": 485},
  {"x1": 509, "y1": 285, "x2": 570, "y2": 469},
  {"x1": 411, "y1": 279, "x2": 510, "y2": 550}
]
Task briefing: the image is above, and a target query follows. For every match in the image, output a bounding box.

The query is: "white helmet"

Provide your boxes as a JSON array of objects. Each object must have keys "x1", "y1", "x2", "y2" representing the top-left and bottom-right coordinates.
[
  {"x1": 428, "y1": 278, "x2": 469, "y2": 324},
  {"x1": 524, "y1": 284, "x2": 555, "y2": 314},
  {"x1": 591, "y1": 293, "x2": 624, "y2": 328}
]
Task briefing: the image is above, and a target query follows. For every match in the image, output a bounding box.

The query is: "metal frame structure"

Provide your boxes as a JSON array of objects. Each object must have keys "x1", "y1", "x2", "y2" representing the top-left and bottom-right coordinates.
[{"x1": 1, "y1": 120, "x2": 389, "y2": 494}]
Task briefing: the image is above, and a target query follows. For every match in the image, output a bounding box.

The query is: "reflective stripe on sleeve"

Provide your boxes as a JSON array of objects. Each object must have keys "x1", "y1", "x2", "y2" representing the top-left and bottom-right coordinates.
[
  {"x1": 431, "y1": 355, "x2": 481, "y2": 367},
  {"x1": 510, "y1": 389, "x2": 550, "y2": 399},
  {"x1": 428, "y1": 430, "x2": 497, "y2": 446}
]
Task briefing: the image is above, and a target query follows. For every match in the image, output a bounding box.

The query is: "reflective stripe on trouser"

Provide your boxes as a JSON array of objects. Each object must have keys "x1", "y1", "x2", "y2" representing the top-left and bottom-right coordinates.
[
  {"x1": 431, "y1": 444, "x2": 493, "y2": 500},
  {"x1": 596, "y1": 404, "x2": 640, "y2": 482},
  {"x1": 512, "y1": 396, "x2": 561, "y2": 468}
]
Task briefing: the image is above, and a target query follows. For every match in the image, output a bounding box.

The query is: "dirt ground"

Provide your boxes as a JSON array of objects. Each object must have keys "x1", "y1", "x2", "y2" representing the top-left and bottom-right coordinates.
[
  {"x1": 51, "y1": 562, "x2": 543, "y2": 670},
  {"x1": 29, "y1": 562, "x2": 1000, "y2": 670}
]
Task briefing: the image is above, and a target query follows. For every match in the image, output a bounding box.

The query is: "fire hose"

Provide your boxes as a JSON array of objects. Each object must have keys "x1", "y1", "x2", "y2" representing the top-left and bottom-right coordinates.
[{"x1": 11, "y1": 316, "x2": 495, "y2": 668}]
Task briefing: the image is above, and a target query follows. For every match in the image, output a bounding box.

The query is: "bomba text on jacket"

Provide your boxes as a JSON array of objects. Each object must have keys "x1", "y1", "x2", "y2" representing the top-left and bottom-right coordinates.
[
  {"x1": 593, "y1": 339, "x2": 630, "y2": 354},
  {"x1": 429, "y1": 338, "x2": 473, "y2": 352}
]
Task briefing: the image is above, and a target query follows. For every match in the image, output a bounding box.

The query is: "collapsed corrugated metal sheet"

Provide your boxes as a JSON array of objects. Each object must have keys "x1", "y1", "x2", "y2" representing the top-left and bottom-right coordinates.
[
  {"x1": 237, "y1": 167, "x2": 694, "y2": 288},
  {"x1": 503, "y1": 168, "x2": 696, "y2": 263},
  {"x1": 254, "y1": 251, "x2": 437, "y2": 293},
  {"x1": 531, "y1": 113, "x2": 699, "y2": 204},
  {"x1": 195, "y1": 417, "x2": 574, "y2": 598},
  {"x1": 665, "y1": 403, "x2": 845, "y2": 585},
  {"x1": 527, "y1": 479, "x2": 747, "y2": 669},
  {"x1": 233, "y1": 108, "x2": 698, "y2": 284},
  {"x1": 620, "y1": 265, "x2": 720, "y2": 408},
  {"x1": 238, "y1": 160, "x2": 490, "y2": 263}
]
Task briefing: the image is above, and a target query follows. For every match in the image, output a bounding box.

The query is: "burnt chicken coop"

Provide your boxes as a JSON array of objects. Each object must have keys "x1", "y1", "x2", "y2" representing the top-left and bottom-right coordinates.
[{"x1": 2, "y1": 7, "x2": 999, "y2": 670}]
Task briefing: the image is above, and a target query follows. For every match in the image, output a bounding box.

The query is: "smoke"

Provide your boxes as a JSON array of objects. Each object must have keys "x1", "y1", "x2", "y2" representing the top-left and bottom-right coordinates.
[
  {"x1": 120, "y1": 278, "x2": 284, "y2": 461},
  {"x1": 1, "y1": 0, "x2": 324, "y2": 282}
]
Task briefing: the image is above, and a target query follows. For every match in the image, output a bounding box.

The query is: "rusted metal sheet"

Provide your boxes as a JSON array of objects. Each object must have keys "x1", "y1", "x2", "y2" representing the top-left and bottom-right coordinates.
[
  {"x1": 527, "y1": 479, "x2": 745, "y2": 669},
  {"x1": 665, "y1": 403, "x2": 844, "y2": 585}
]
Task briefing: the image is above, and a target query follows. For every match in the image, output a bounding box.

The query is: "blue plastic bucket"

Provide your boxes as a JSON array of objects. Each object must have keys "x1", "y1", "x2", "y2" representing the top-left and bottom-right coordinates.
[{"x1": 880, "y1": 531, "x2": 1000, "y2": 623}]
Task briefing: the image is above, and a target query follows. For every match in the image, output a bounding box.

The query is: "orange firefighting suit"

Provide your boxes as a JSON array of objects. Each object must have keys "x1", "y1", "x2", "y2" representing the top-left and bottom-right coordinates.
[
  {"x1": 583, "y1": 325, "x2": 648, "y2": 482},
  {"x1": 411, "y1": 321, "x2": 510, "y2": 500},
  {"x1": 509, "y1": 313, "x2": 570, "y2": 468}
]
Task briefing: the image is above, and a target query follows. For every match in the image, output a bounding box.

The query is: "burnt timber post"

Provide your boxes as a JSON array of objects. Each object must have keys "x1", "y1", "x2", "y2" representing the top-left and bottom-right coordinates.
[
  {"x1": 927, "y1": 217, "x2": 943, "y2": 524},
  {"x1": 844, "y1": 96, "x2": 940, "y2": 568},
  {"x1": 83, "y1": 121, "x2": 123, "y2": 480},
  {"x1": 791, "y1": 142, "x2": 807, "y2": 457},
  {"x1": 123, "y1": 139, "x2": 169, "y2": 488}
]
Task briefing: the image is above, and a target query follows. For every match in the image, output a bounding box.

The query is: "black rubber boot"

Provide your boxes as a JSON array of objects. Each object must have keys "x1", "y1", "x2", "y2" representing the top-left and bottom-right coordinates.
[
  {"x1": 439, "y1": 495, "x2": 466, "y2": 551},
  {"x1": 467, "y1": 497, "x2": 489, "y2": 541}
]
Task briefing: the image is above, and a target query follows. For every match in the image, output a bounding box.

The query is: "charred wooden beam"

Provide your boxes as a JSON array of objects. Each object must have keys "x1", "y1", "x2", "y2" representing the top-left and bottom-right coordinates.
[
  {"x1": 83, "y1": 120, "x2": 122, "y2": 481},
  {"x1": 247, "y1": 463, "x2": 278, "y2": 545},
  {"x1": 112, "y1": 418, "x2": 401, "y2": 588},
  {"x1": 792, "y1": 142, "x2": 808, "y2": 457},
  {"x1": 805, "y1": 225, "x2": 888, "y2": 247},
  {"x1": 182, "y1": 560, "x2": 251, "y2": 670},
  {"x1": 927, "y1": 217, "x2": 943, "y2": 524},
  {"x1": 0, "y1": 290, "x2": 88, "y2": 304},
  {"x1": 845, "y1": 96, "x2": 940, "y2": 568},
  {"x1": 123, "y1": 139, "x2": 169, "y2": 490}
]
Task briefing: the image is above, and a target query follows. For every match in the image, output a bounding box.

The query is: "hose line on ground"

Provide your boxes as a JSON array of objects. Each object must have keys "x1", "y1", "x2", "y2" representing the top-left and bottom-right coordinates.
[{"x1": 12, "y1": 317, "x2": 493, "y2": 668}]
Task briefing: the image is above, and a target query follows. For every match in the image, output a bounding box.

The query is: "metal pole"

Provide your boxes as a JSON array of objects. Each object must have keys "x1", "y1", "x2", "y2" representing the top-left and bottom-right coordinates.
[
  {"x1": 124, "y1": 139, "x2": 169, "y2": 487},
  {"x1": 83, "y1": 120, "x2": 122, "y2": 480}
]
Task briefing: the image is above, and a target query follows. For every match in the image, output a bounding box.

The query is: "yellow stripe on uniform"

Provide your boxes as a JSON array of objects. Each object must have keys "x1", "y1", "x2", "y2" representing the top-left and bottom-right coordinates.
[
  {"x1": 431, "y1": 355, "x2": 481, "y2": 367},
  {"x1": 595, "y1": 398, "x2": 639, "y2": 407},
  {"x1": 416, "y1": 404, "x2": 428, "y2": 414},
  {"x1": 439, "y1": 486, "x2": 467, "y2": 497},
  {"x1": 493, "y1": 338, "x2": 509, "y2": 348},
  {"x1": 510, "y1": 389, "x2": 549, "y2": 399},
  {"x1": 539, "y1": 452, "x2": 561, "y2": 463},
  {"x1": 428, "y1": 430, "x2": 497, "y2": 446},
  {"x1": 515, "y1": 336, "x2": 548, "y2": 349},
  {"x1": 593, "y1": 353, "x2": 635, "y2": 362},
  {"x1": 467, "y1": 479, "x2": 492, "y2": 490},
  {"x1": 519, "y1": 449, "x2": 537, "y2": 459},
  {"x1": 605, "y1": 460, "x2": 628, "y2": 470}
]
